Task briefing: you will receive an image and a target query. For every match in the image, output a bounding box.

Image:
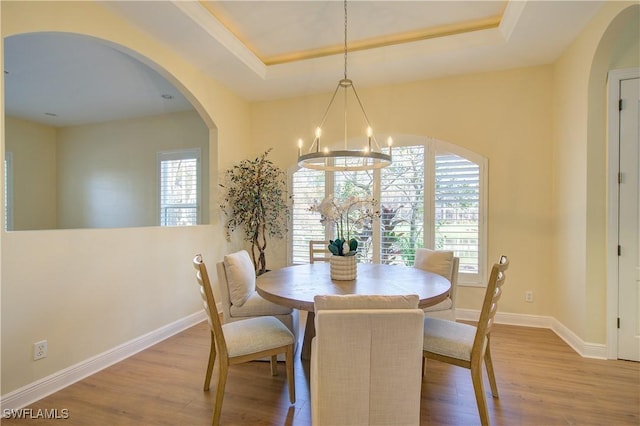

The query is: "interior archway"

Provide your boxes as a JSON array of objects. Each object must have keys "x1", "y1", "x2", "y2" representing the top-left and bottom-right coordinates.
[{"x1": 4, "y1": 31, "x2": 216, "y2": 230}]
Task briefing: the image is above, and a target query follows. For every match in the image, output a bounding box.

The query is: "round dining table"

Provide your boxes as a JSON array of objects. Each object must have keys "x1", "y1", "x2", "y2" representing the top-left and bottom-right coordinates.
[{"x1": 256, "y1": 262, "x2": 451, "y2": 359}]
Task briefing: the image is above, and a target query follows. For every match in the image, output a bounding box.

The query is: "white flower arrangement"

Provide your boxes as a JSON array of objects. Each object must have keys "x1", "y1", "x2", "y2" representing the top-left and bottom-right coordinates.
[{"x1": 309, "y1": 194, "x2": 380, "y2": 256}]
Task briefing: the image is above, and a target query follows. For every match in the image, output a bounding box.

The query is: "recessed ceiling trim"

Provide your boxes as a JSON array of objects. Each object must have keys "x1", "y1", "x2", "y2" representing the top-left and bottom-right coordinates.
[
  {"x1": 198, "y1": 1, "x2": 502, "y2": 67},
  {"x1": 500, "y1": 0, "x2": 528, "y2": 40},
  {"x1": 176, "y1": 0, "x2": 267, "y2": 79},
  {"x1": 263, "y1": 15, "x2": 503, "y2": 66},
  {"x1": 198, "y1": 0, "x2": 264, "y2": 63}
]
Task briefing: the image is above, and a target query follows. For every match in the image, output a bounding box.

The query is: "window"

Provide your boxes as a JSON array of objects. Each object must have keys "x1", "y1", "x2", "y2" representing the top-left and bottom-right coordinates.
[
  {"x1": 290, "y1": 138, "x2": 487, "y2": 285},
  {"x1": 381, "y1": 146, "x2": 425, "y2": 265},
  {"x1": 434, "y1": 154, "x2": 480, "y2": 275},
  {"x1": 158, "y1": 149, "x2": 200, "y2": 226},
  {"x1": 334, "y1": 166, "x2": 375, "y2": 262},
  {"x1": 291, "y1": 168, "x2": 325, "y2": 263}
]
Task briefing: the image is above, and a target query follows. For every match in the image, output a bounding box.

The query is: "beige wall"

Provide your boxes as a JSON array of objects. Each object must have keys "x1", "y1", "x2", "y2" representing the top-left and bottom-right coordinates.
[
  {"x1": 6, "y1": 110, "x2": 208, "y2": 230},
  {"x1": 254, "y1": 1, "x2": 639, "y2": 348},
  {"x1": 584, "y1": 3, "x2": 639, "y2": 344},
  {"x1": 1, "y1": 0, "x2": 638, "y2": 397},
  {"x1": 1, "y1": 1, "x2": 251, "y2": 393},
  {"x1": 4, "y1": 116, "x2": 57, "y2": 230},
  {"x1": 551, "y1": 1, "x2": 639, "y2": 344},
  {"x1": 255, "y1": 65, "x2": 556, "y2": 319},
  {"x1": 57, "y1": 110, "x2": 209, "y2": 228}
]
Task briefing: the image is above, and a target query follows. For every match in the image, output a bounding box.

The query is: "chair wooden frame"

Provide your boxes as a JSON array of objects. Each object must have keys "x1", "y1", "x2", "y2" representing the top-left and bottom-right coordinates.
[
  {"x1": 423, "y1": 255, "x2": 509, "y2": 426},
  {"x1": 309, "y1": 240, "x2": 330, "y2": 263},
  {"x1": 215, "y1": 258, "x2": 299, "y2": 350},
  {"x1": 193, "y1": 255, "x2": 295, "y2": 425}
]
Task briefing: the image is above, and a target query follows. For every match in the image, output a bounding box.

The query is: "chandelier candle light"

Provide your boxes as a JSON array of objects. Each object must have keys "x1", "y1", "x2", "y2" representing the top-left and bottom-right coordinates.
[{"x1": 297, "y1": 0, "x2": 393, "y2": 172}]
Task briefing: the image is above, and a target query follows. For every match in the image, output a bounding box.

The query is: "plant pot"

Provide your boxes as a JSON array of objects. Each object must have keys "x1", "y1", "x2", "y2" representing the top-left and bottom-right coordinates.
[{"x1": 330, "y1": 255, "x2": 357, "y2": 280}]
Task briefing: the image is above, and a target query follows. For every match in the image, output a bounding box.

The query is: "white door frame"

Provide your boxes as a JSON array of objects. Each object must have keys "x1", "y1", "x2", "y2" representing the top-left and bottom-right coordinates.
[{"x1": 606, "y1": 67, "x2": 639, "y2": 359}]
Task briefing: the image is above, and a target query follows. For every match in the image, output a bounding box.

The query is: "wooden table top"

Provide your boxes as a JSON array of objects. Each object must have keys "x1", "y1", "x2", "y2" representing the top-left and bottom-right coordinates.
[{"x1": 256, "y1": 262, "x2": 451, "y2": 312}]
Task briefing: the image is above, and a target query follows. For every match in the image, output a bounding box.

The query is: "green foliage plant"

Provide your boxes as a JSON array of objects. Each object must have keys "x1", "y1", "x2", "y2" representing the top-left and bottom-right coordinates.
[{"x1": 220, "y1": 149, "x2": 290, "y2": 275}]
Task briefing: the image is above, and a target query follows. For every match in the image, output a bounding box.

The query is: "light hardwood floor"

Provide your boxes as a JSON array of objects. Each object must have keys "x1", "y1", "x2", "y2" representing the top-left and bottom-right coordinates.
[{"x1": 4, "y1": 313, "x2": 639, "y2": 425}]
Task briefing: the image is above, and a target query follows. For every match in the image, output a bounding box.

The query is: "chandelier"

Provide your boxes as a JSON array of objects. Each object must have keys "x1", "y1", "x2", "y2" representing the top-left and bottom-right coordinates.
[{"x1": 297, "y1": 0, "x2": 392, "y2": 172}]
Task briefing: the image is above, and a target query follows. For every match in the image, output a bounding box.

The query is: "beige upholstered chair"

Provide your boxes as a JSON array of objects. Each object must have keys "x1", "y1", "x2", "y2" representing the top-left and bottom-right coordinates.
[
  {"x1": 309, "y1": 240, "x2": 330, "y2": 263},
  {"x1": 311, "y1": 295, "x2": 424, "y2": 426},
  {"x1": 413, "y1": 248, "x2": 459, "y2": 320},
  {"x1": 192, "y1": 254, "x2": 296, "y2": 425},
  {"x1": 216, "y1": 250, "x2": 299, "y2": 354},
  {"x1": 422, "y1": 255, "x2": 509, "y2": 426}
]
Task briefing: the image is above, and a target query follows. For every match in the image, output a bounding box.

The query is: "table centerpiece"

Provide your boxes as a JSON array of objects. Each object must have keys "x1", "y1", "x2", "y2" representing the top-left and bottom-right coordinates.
[{"x1": 309, "y1": 194, "x2": 379, "y2": 280}]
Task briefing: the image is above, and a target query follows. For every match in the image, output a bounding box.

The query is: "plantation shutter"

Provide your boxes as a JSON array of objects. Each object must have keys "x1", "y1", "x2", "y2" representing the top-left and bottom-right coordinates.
[
  {"x1": 434, "y1": 153, "x2": 480, "y2": 274},
  {"x1": 159, "y1": 150, "x2": 200, "y2": 226},
  {"x1": 380, "y1": 145, "x2": 425, "y2": 265},
  {"x1": 334, "y1": 168, "x2": 374, "y2": 262},
  {"x1": 290, "y1": 140, "x2": 486, "y2": 283},
  {"x1": 291, "y1": 168, "x2": 325, "y2": 263}
]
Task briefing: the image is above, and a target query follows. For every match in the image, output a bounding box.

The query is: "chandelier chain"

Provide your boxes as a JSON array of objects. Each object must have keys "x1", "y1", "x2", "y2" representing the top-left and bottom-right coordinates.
[
  {"x1": 296, "y1": 0, "x2": 393, "y2": 172},
  {"x1": 343, "y1": 0, "x2": 348, "y2": 80}
]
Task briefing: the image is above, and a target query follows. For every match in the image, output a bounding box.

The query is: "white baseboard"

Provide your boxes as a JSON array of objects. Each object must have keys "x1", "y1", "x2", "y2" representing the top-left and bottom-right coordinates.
[
  {"x1": 455, "y1": 309, "x2": 607, "y2": 359},
  {"x1": 1, "y1": 308, "x2": 609, "y2": 411},
  {"x1": 549, "y1": 317, "x2": 608, "y2": 359},
  {"x1": 0, "y1": 311, "x2": 207, "y2": 411}
]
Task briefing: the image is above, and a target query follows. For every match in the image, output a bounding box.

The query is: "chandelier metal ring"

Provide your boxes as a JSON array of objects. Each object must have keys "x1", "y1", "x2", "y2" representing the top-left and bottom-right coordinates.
[{"x1": 296, "y1": 0, "x2": 393, "y2": 172}]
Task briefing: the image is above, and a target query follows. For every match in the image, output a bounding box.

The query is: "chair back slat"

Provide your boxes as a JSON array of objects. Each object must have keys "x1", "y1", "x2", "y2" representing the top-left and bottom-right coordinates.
[
  {"x1": 309, "y1": 240, "x2": 330, "y2": 263},
  {"x1": 472, "y1": 256, "x2": 509, "y2": 357},
  {"x1": 450, "y1": 257, "x2": 460, "y2": 304},
  {"x1": 199, "y1": 286, "x2": 215, "y2": 330},
  {"x1": 193, "y1": 254, "x2": 229, "y2": 359}
]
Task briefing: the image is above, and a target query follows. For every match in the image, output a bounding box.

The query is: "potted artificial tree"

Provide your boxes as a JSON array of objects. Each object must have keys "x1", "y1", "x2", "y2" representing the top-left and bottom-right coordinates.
[{"x1": 219, "y1": 149, "x2": 290, "y2": 275}]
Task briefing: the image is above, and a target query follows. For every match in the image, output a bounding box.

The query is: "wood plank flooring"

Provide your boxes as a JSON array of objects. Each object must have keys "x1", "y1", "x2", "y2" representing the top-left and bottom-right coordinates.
[{"x1": 4, "y1": 313, "x2": 639, "y2": 425}]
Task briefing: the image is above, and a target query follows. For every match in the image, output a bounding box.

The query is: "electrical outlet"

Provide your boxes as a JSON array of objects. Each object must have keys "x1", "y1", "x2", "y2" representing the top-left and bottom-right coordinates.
[
  {"x1": 525, "y1": 291, "x2": 534, "y2": 303},
  {"x1": 33, "y1": 340, "x2": 47, "y2": 360}
]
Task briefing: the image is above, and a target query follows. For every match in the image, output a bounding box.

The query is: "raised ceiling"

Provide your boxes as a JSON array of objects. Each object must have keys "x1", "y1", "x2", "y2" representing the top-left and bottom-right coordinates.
[
  {"x1": 102, "y1": 0, "x2": 604, "y2": 101},
  {"x1": 5, "y1": 1, "x2": 606, "y2": 126},
  {"x1": 200, "y1": 1, "x2": 507, "y2": 65}
]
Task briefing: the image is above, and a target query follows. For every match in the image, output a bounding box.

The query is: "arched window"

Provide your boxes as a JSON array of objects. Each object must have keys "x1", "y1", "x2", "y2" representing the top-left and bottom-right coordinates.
[{"x1": 290, "y1": 136, "x2": 487, "y2": 285}]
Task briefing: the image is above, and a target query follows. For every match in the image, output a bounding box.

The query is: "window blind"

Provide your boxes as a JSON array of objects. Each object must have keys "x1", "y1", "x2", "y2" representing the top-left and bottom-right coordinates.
[
  {"x1": 159, "y1": 150, "x2": 199, "y2": 226},
  {"x1": 380, "y1": 145, "x2": 425, "y2": 265},
  {"x1": 434, "y1": 153, "x2": 480, "y2": 274},
  {"x1": 291, "y1": 168, "x2": 325, "y2": 263},
  {"x1": 333, "y1": 167, "x2": 375, "y2": 262},
  {"x1": 290, "y1": 140, "x2": 485, "y2": 283}
]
